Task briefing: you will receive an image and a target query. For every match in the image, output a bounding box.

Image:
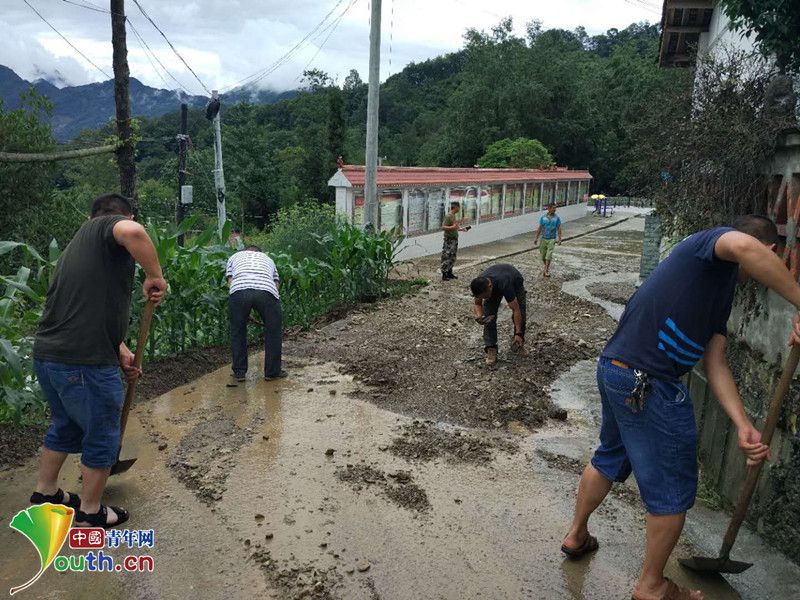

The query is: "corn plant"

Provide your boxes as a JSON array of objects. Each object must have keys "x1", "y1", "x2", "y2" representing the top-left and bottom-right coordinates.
[
  {"x1": 1, "y1": 205, "x2": 403, "y2": 423},
  {"x1": 129, "y1": 216, "x2": 235, "y2": 360},
  {"x1": 0, "y1": 240, "x2": 59, "y2": 423}
]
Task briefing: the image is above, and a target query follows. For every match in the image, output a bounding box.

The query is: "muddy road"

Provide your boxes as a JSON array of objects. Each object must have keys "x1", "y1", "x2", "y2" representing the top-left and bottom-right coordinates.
[{"x1": 0, "y1": 217, "x2": 747, "y2": 600}]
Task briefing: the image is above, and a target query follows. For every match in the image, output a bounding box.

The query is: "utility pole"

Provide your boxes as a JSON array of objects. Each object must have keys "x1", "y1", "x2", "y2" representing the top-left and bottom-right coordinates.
[
  {"x1": 363, "y1": 0, "x2": 382, "y2": 231},
  {"x1": 211, "y1": 90, "x2": 227, "y2": 235},
  {"x1": 110, "y1": 0, "x2": 136, "y2": 199},
  {"x1": 177, "y1": 103, "x2": 188, "y2": 246}
]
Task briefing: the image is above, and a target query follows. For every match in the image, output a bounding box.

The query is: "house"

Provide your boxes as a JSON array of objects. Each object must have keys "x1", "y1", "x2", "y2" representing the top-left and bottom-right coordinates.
[{"x1": 328, "y1": 164, "x2": 592, "y2": 259}]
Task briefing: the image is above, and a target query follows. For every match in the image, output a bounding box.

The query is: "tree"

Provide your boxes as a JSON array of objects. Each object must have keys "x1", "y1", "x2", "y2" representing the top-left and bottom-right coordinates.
[
  {"x1": 477, "y1": 138, "x2": 554, "y2": 169},
  {"x1": 626, "y1": 48, "x2": 793, "y2": 237},
  {"x1": 718, "y1": 0, "x2": 800, "y2": 73},
  {"x1": 301, "y1": 69, "x2": 334, "y2": 92}
]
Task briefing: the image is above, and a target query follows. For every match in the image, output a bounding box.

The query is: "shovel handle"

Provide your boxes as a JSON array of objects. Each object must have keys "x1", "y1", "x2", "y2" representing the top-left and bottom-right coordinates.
[
  {"x1": 118, "y1": 301, "x2": 156, "y2": 441},
  {"x1": 718, "y1": 343, "x2": 800, "y2": 559}
]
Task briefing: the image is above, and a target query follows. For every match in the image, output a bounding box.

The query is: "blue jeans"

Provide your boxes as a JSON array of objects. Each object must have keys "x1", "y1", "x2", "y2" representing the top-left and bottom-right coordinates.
[
  {"x1": 35, "y1": 360, "x2": 124, "y2": 469},
  {"x1": 591, "y1": 357, "x2": 698, "y2": 515}
]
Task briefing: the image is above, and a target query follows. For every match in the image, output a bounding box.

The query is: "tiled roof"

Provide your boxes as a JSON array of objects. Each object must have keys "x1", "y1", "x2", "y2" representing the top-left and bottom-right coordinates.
[{"x1": 333, "y1": 165, "x2": 592, "y2": 188}]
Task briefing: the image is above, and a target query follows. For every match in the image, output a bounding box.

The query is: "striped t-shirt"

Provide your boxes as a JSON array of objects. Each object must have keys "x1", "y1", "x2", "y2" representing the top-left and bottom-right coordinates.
[{"x1": 225, "y1": 250, "x2": 280, "y2": 298}]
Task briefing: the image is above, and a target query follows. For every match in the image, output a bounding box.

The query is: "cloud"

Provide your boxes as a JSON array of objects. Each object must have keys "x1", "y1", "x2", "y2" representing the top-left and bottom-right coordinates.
[
  {"x1": 0, "y1": 19, "x2": 97, "y2": 86},
  {"x1": 1, "y1": 0, "x2": 661, "y2": 93}
]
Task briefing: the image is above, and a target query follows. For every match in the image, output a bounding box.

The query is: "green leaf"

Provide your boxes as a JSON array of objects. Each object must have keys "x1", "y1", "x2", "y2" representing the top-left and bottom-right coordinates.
[{"x1": 0, "y1": 339, "x2": 22, "y2": 374}]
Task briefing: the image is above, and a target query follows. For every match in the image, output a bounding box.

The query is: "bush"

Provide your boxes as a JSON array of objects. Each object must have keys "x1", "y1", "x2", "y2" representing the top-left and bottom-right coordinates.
[
  {"x1": 247, "y1": 202, "x2": 337, "y2": 261},
  {"x1": 477, "y1": 137, "x2": 554, "y2": 169},
  {"x1": 626, "y1": 48, "x2": 794, "y2": 237}
]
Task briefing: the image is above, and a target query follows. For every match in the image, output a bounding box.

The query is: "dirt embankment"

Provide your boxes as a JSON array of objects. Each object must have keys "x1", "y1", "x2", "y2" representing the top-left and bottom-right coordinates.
[{"x1": 289, "y1": 270, "x2": 616, "y2": 432}]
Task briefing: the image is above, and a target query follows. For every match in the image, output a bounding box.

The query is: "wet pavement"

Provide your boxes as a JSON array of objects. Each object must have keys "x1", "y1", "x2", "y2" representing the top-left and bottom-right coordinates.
[{"x1": 0, "y1": 217, "x2": 793, "y2": 599}]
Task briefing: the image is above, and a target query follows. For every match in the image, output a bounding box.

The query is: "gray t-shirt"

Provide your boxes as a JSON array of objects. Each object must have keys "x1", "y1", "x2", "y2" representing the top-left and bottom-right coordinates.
[{"x1": 34, "y1": 215, "x2": 135, "y2": 366}]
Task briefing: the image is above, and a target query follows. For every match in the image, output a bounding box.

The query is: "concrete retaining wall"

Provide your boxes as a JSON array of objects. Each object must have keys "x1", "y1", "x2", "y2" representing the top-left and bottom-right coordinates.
[{"x1": 686, "y1": 286, "x2": 800, "y2": 564}]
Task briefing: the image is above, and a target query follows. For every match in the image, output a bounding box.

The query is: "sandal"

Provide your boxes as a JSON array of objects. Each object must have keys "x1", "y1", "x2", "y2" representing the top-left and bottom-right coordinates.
[
  {"x1": 74, "y1": 504, "x2": 130, "y2": 529},
  {"x1": 631, "y1": 578, "x2": 703, "y2": 600},
  {"x1": 561, "y1": 534, "x2": 599, "y2": 559},
  {"x1": 30, "y1": 488, "x2": 81, "y2": 510}
]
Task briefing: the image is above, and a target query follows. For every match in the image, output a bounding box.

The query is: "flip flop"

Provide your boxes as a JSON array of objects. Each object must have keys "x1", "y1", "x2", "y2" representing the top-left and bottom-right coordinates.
[
  {"x1": 631, "y1": 578, "x2": 703, "y2": 600},
  {"x1": 561, "y1": 534, "x2": 599, "y2": 559}
]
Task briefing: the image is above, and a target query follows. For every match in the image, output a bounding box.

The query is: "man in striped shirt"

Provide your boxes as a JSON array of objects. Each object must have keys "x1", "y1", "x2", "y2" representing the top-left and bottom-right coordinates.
[{"x1": 226, "y1": 245, "x2": 286, "y2": 384}]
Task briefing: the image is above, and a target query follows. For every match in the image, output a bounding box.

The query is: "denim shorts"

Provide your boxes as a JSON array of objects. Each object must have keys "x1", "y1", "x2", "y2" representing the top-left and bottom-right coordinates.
[
  {"x1": 34, "y1": 360, "x2": 124, "y2": 469},
  {"x1": 591, "y1": 357, "x2": 698, "y2": 515}
]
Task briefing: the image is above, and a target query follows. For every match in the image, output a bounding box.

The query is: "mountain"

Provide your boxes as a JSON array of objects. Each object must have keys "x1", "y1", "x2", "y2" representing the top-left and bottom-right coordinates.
[{"x1": 0, "y1": 65, "x2": 297, "y2": 142}]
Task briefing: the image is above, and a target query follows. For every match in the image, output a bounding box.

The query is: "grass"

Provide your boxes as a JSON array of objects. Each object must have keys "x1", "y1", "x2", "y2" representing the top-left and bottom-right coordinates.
[{"x1": 696, "y1": 465, "x2": 725, "y2": 511}]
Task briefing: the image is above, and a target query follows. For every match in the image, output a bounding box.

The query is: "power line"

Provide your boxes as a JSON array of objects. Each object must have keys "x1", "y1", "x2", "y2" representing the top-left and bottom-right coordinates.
[
  {"x1": 298, "y1": 0, "x2": 359, "y2": 80},
  {"x1": 219, "y1": 0, "x2": 347, "y2": 92},
  {"x1": 60, "y1": 0, "x2": 194, "y2": 93},
  {"x1": 621, "y1": 0, "x2": 661, "y2": 16},
  {"x1": 128, "y1": 19, "x2": 179, "y2": 91},
  {"x1": 127, "y1": 18, "x2": 192, "y2": 94},
  {"x1": 130, "y1": 0, "x2": 211, "y2": 95},
  {"x1": 387, "y1": 0, "x2": 394, "y2": 77},
  {"x1": 23, "y1": 0, "x2": 111, "y2": 79},
  {"x1": 60, "y1": 0, "x2": 109, "y2": 14}
]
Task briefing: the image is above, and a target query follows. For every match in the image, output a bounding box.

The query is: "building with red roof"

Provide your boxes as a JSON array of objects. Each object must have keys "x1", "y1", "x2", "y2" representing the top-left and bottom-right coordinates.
[{"x1": 328, "y1": 164, "x2": 593, "y2": 258}]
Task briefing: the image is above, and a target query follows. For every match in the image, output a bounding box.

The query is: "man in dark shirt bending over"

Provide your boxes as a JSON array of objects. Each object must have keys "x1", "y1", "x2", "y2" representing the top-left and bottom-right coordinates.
[
  {"x1": 560, "y1": 215, "x2": 800, "y2": 600},
  {"x1": 470, "y1": 263, "x2": 528, "y2": 365}
]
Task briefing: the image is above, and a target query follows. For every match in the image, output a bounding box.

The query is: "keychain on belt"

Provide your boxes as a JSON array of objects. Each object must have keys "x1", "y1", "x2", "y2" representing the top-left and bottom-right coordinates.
[{"x1": 626, "y1": 369, "x2": 650, "y2": 412}]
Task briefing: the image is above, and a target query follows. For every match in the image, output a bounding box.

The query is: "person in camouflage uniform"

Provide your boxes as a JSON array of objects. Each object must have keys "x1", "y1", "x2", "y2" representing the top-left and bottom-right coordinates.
[{"x1": 441, "y1": 202, "x2": 464, "y2": 280}]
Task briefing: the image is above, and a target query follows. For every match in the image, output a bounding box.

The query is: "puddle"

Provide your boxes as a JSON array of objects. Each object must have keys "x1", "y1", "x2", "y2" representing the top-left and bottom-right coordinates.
[
  {"x1": 0, "y1": 218, "x2": 753, "y2": 600},
  {"x1": 561, "y1": 272, "x2": 638, "y2": 321}
]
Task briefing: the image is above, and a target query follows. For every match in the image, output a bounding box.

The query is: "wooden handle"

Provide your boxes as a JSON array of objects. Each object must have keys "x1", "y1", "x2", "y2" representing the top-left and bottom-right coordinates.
[
  {"x1": 718, "y1": 343, "x2": 800, "y2": 558},
  {"x1": 118, "y1": 301, "x2": 156, "y2": 441}
]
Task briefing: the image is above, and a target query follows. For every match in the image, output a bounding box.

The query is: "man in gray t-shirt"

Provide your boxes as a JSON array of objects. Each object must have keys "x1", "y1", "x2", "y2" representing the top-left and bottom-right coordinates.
[{"x1": 31, "y1": 193, "x2": 166, "y2": 529}]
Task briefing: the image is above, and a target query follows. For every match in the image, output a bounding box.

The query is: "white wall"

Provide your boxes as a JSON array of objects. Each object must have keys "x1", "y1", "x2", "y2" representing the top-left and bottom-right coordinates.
[
  {"x1": 698, "y1": 9, "x2": 757, "y2": 58},
  {"x1": 394, "y1": 202, "x2": 586, "y2": 261}
]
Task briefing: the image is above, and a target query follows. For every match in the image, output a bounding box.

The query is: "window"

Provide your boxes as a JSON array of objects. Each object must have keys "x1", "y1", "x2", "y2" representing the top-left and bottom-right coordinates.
[
  {"x1": 407, "y1": 188, "x2": 427, "y2": 235},
  {"x1": 569, "y1": 182, "x2": 579, "y2": 204},
  {"x1": 482, "y1": 185, "x2": 503, "y2": 221},
  {"x1": 379, "y1": 189, "x2": 403, "y2": 232},
  {"x1": 449, "y1": 187, "x2": 477, "y2": 226},
  {"x1": 542, "y1": 182, "x2": 555, "y2": 207},
  {"x1": 426, "y1": 188, "x2": 446, "y2": 232},
  {"x1": 353, "y1": 189, "x2": 364, "y2": 226},
  {"x1": 523, "y1": 183, "x2": 536, "y2": 212},
  {"x1": 505, "y1": 184, "x2": 523, "y2": 216},
  {"x1": 556, "y1": 182, "x2": 567, "y2": 207}
]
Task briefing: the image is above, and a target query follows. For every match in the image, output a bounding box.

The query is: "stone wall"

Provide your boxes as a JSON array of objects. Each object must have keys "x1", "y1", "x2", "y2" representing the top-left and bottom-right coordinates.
[
  {"x1": 638, "y1": 214, "x2": 662, "y2": 280},
  {"x1": 688, "y1": 318, "x2": 800, "y2": 565}
]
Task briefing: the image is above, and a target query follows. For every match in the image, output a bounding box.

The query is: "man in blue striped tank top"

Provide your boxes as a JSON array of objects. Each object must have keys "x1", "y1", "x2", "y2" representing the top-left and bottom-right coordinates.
[
  {"x1": 560, "y1": 215, "x2": 800, "y2": 600},
  {"x1": 226, "y1": 245, "x2": 286, "y2": 384}
]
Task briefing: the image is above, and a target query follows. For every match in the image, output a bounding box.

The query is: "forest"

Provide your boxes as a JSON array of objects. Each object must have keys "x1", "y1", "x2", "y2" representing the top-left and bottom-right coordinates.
[{"x1": 1, "y1": 18, "x2": 691, "y2": 253}]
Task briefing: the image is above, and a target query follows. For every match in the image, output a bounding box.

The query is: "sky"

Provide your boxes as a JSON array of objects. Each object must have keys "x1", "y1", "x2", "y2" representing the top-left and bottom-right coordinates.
[{"x1": 1, "y1": 0, "x2": 663, "y2": 95}]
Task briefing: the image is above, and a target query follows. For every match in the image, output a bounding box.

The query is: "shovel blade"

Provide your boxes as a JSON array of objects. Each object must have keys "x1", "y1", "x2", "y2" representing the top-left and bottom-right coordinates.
[
  {"x1": 109, "y1": 457, "x2": 137, "y2": 476},
  {"x1": 679, "y1": 555, "x2": 753, "y2": 574}
]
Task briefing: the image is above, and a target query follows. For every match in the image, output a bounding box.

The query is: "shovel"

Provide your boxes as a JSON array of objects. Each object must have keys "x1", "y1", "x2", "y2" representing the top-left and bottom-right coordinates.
[
  {"x1": 110, "y1": 300, "x2": 156, "y2": 476},
  {"x1": 679, "y1": 343, "x2": 800, "y2": 574}
]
